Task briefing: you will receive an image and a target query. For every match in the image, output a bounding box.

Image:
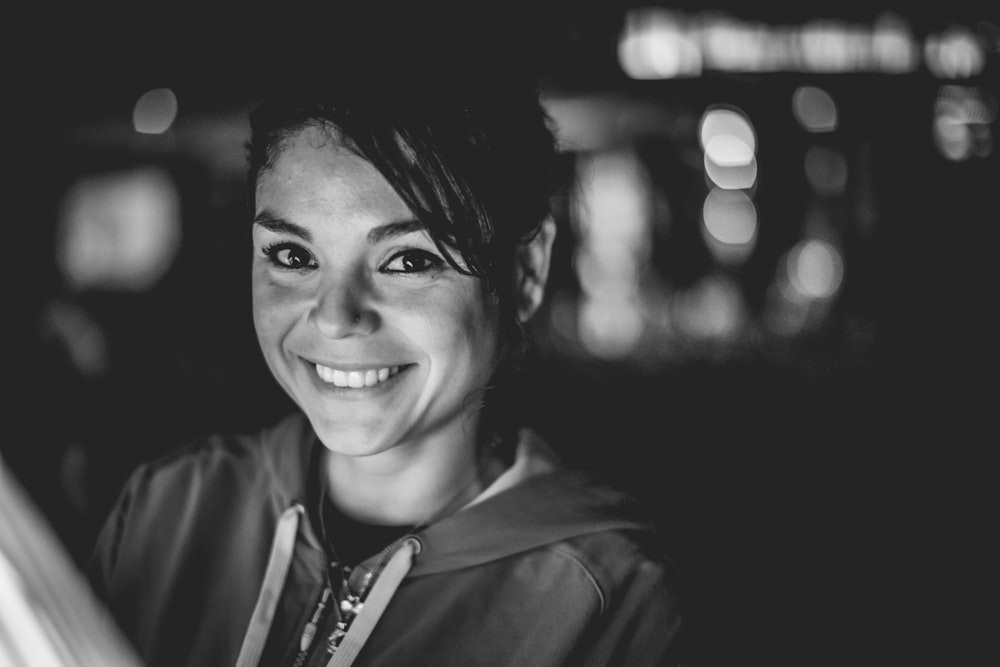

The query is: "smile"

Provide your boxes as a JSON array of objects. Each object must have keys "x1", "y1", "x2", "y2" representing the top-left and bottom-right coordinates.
[{"x1": 314, "y1": 364, "x2": 402, "y2": 388}]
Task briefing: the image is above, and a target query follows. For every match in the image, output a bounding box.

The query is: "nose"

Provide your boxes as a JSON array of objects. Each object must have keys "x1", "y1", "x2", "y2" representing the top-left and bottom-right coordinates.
[{"x1": 308, "y1": 272, "x2": 379, "y2": 339}]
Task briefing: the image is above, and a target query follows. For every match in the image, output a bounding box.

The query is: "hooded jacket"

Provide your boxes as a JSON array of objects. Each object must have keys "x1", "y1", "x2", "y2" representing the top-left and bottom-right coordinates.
[{"x1": 89, "y1": 412, "x2": 684, "y2": 667}]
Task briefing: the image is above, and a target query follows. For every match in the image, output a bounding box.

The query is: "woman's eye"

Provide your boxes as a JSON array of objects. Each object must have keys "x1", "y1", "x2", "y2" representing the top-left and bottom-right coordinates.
[
  {"x1": 263, "y1": 243, "x2": 316, "y2": 270},
  {"x1": 383, "y1": 249, "x2": 444, "y2": 274}
]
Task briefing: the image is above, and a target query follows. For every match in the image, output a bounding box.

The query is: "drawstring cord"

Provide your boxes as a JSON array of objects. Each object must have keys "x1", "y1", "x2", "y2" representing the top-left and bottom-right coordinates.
[
  {"x1": 234, "y1": 505, "x2": 420, "y2": 667},
  {"x1": 325, "y1": 536, "x2": 420, "y2": 667},
  {"x1": 235, "y1": 505, "x2": 303, "y2": 667}
]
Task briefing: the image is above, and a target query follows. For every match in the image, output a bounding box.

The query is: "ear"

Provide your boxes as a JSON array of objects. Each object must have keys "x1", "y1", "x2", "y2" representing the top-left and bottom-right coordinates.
[{"x1": 514, "y1": 217, "x2": 557, "y2": 322}]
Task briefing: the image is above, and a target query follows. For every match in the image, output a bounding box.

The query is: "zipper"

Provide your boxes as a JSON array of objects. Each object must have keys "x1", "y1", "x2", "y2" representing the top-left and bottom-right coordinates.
[
  {"x1": 291, "y1": 587, "x2": 332, "y2": 667},
  {"x1": 323, "y1": 535, "x2": 421, "y2": 659}
]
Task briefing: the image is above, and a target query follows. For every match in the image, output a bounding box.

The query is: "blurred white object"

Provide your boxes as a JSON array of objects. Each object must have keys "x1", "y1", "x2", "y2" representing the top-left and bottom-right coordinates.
[{"x1": 0, "y1": 458, "x2": 144, "y2": 667}]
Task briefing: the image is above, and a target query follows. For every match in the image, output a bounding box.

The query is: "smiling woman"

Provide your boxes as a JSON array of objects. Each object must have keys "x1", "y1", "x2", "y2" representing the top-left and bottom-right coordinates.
[{"x1": 84, "y1": 35, "x2": 688, "y2": 667}]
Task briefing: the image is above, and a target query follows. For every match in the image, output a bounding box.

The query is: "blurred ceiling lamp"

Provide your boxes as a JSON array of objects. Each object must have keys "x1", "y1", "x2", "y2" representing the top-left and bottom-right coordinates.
[
  {"x1": 792, "y1": 86, "x2": 839, "y2": 133},
  {"x1": 133, "y1": 87, "x2": 178, "y2": 134},
  {"x1": 701, "y1": 188, "x2": 757, "y2": 266},
  {"x1": 619, "y1": 8, "x2": 702, "y2": 79},
  {"x1": 56, "y1": 167, "x2": 183, "y2": 292},
  {"x1": 925, "y1": 26, "x2": 986, "y2": 79}
]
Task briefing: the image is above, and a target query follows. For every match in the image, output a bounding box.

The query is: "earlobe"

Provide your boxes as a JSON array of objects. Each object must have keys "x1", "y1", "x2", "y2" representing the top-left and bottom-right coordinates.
[{"x1": 515, "y1": 217, "x2": 557, "y2": 322}]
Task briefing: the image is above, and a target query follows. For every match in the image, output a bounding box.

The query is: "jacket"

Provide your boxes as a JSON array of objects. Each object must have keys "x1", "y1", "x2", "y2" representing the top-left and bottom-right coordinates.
[{"x1": 89, "y1": 412, "x2": 684, "y2": 666}]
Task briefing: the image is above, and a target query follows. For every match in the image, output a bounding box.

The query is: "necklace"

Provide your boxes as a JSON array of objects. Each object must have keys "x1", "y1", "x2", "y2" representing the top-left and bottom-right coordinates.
[{"x1": 294, "y1": 432, "x2": 509, "y2": 663}]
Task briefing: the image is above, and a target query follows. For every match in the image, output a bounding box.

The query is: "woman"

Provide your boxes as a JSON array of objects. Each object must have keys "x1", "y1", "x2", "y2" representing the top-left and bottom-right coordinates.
[{"x1": 88, "y1": 41, "x2": 685, "y2": 667}]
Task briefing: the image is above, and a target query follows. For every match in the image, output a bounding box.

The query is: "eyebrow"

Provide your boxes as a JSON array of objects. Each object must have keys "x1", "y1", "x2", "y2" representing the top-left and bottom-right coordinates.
[
  {"x1": 253, "y1": 209, "x2": 426, "y2": 245},
  {"x1": 253, "y1": 210, "x2": 312, "y2": 241}
]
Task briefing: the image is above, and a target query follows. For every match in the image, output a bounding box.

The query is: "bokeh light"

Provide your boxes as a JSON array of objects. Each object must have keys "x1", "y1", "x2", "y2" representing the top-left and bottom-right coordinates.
[
  {"x1": 785, "y1": 238, "x2": 844, "y2": 300},
  {"x1": 572, "y1": 149, "x2": 653, "y2": 358},
  {"x1": 933, "y1": 85, "x2": 996, "y2": 160},
  {"x1": 804, "y1": 145, "x2": 849, "y2": 196},
  {"x1": 619, "y1": 8, "x2": 702, "y2": 79},
  {"x1": 792, "y1": 86, "x2": 839, "y2": 133},
  {"x1": 672, "y1": 274, "x2": 745, "y2": 341},
  {"x1": 925, "y1": 26, "x2": 986, "y2": 79},
  {"x1": 701, "y1": 188, "x2": 758, "y2": 265},
  {"x1": 56, "y1": 168, "x2": 182, "y2": 292},
  {"x1": 133, "y1": 88, "x2": 178, "y2": 135},
  {"x1": 704, "y1": 154, "x2": 758, "y2": 190},
  {"x1": 699, "y1": 107, "x2": 756, "y2": 156}
]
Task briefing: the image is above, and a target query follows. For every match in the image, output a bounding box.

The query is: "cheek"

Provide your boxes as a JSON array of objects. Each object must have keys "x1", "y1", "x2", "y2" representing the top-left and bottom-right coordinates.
[
  {"x1": 251, "y1": 274, "x2": 298, "y2": 342},
  {"x1": 421, "y1": 284, "x2": 500, "y2": 370}
]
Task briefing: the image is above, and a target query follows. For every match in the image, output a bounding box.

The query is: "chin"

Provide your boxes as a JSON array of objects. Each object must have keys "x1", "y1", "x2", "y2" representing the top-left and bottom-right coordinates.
[{"x1": 309, "y1": 419, "x2": 395, "y2": 457}]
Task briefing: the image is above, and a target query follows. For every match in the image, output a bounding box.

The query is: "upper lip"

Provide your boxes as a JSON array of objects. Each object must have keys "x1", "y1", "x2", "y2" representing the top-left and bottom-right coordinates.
[{"x1": 305, "y1": 357, "x2": 407, "y2": 371}]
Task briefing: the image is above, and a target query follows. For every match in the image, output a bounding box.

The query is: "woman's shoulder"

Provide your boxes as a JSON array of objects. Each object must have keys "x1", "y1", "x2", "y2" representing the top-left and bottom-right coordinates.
[
  {"x1": 126, "y1": 411, "x2": 314, "y2": 502},
  {"x1": 509, "y1": 429, "x2": 685, "y2": 592}
]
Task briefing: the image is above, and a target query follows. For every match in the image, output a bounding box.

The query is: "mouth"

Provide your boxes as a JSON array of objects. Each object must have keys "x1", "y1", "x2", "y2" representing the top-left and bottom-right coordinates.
[{"x1": 313, "y1": 363, "x2": 404, "y2": 388}]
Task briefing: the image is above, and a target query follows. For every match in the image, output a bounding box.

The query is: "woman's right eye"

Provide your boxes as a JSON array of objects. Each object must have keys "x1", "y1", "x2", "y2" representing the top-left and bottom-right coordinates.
[{"x1": 262, "y1": 242, "x2": 317, "y2": 270}]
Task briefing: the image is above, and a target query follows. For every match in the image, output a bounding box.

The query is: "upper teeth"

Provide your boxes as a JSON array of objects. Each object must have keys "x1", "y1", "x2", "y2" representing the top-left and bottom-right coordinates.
[{"x1": 315, "y1": 364, "x2": 400, "y2": 388}]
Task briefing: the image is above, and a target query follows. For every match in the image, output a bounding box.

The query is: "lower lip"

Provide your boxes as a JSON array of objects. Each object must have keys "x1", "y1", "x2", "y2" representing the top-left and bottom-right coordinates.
[{"x1": 307, "y1": 363, "x2": 411, "y2": 396}]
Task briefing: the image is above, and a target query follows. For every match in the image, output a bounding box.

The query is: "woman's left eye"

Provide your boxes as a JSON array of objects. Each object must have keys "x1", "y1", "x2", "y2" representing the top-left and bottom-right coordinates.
[{"x1": 382, "y1": 249, "x2": 444, "y2": 274}]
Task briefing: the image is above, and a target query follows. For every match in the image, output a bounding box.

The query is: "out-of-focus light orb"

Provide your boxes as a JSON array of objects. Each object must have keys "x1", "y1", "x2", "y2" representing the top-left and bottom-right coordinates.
[
  {"x1": 701, "y1": 108, "x2": 758, "y2": 190},
  {"x1": 762, "y1": 282, "x2": 812, "y2": 336},
  {"x1": 786, "y1": 238, "x2": 844, "y2": 300},
  {"x1": 702, "y1": 18, "x2": 764, "y2": 72},
  {"x1": 673, "y1": 274, "x2": 744, "y2": 340},
  {"x1": 56, "y1": 168, "x2": 182, "y2": 292},
  {"x1": 800, "y1": 21, "x2": 854, "y2": 72},
  {"x1": 872, "y1": 14, "x2": 919, "y2": 72},
  {"x1": 619, "y1": 8, "x2": 702, "y2": 79},
  {"x1": 578, "y1": 295, "x2": 645, "y2": 358},
  {"x1": 575, "y1": 249, "x2": 640, "y2": 298},
  {"x1": 699, "y1": 106, "x2": 756, "y2": 156},
  {"x1": 934, "y1": 116, "x2": 974, "y2": 160},
  {"x1": 925, "y1": 26, "x2": 986, "y2": 79},
  {"x1": 792, "y1": 86, "x2": 839, "y2": 132},
  {"x1": 572, "y1": 149, "x2": 651, "y2": 301},
  {"x1": 804, "y1": 145, "x2": 849, "y2": 196},
  {"x1": 704, "y1": 134, "x2": 754, "y2": 167},
  {"x1": 701, "y1": 188, "x2": 757, "y2": 265},
  {"x1": 574, "y1": 150, "x2": 650, "y2": 247},
  {"x1": 704, "y1": 153, "x2": 758, "y2": 190},
  {"x1": 933, "y1": 85, "x2": 996, "y2": 160},
  {"x1": 133, "y1": 88, "x2": 178, "y2": 134}
]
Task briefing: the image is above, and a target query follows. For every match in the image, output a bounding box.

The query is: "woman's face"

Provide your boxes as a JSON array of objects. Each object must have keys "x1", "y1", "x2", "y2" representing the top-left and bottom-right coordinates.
[{"x1": 251, "y1": 126, "x2": 500, "y2": 456}]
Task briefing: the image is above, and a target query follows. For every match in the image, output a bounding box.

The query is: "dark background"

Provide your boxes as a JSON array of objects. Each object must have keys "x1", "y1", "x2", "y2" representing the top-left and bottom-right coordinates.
[{"x1": 7, "y1": 3, "x2": 997, "y2": 666}]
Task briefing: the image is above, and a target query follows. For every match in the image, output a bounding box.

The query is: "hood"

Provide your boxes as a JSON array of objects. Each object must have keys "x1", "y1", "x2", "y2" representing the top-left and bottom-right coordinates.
[
  {"x1": 410, "y1": 429, "x2": 657, "y2": 577},
  {"x1": 257, "y1": 414, "x2": 656, "y2": 577}
]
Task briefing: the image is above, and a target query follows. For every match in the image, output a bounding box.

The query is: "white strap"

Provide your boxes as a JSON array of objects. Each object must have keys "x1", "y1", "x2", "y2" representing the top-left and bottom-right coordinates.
[
  {"x1": 235, "y1": 505, "x2": 302, "y2": 667},
  {"x1": 326, "y1": 537, "x2": 420, "y2": 667}
]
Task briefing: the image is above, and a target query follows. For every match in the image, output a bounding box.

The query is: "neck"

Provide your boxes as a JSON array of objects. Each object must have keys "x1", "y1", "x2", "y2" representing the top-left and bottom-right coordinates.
[{"x1": 322, "y1": 425, "x2": 505, "y2": 526}]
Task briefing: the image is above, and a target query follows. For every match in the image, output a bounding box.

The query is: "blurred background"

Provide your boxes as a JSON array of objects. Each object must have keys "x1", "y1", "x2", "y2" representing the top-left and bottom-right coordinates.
[{"x1": 6, "y1": 2, "x2": 997, "y2": 666}]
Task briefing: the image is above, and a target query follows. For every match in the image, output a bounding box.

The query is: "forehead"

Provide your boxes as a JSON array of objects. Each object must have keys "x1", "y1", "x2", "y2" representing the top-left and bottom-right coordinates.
[{"x1": 255, "y1": 126, "x2": 411, "y2": 217}]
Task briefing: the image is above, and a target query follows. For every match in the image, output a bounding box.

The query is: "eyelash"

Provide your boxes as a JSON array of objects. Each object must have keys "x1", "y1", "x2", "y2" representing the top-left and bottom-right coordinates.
[
  {"x1": 261, "y1": 242, "x2": 317, "y2": 270},
  {"x1": 382, "y1": 249, "x2": 444, "y2": 274},
  {"x1": 260, "y1": 243, "x2": 444, "y2": 275}
]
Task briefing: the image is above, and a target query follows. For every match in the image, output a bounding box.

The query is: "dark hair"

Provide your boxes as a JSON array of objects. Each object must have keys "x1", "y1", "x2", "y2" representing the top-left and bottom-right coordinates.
[{"x1": 245, "y1": 41, "x2": 560, "y2": 439}]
